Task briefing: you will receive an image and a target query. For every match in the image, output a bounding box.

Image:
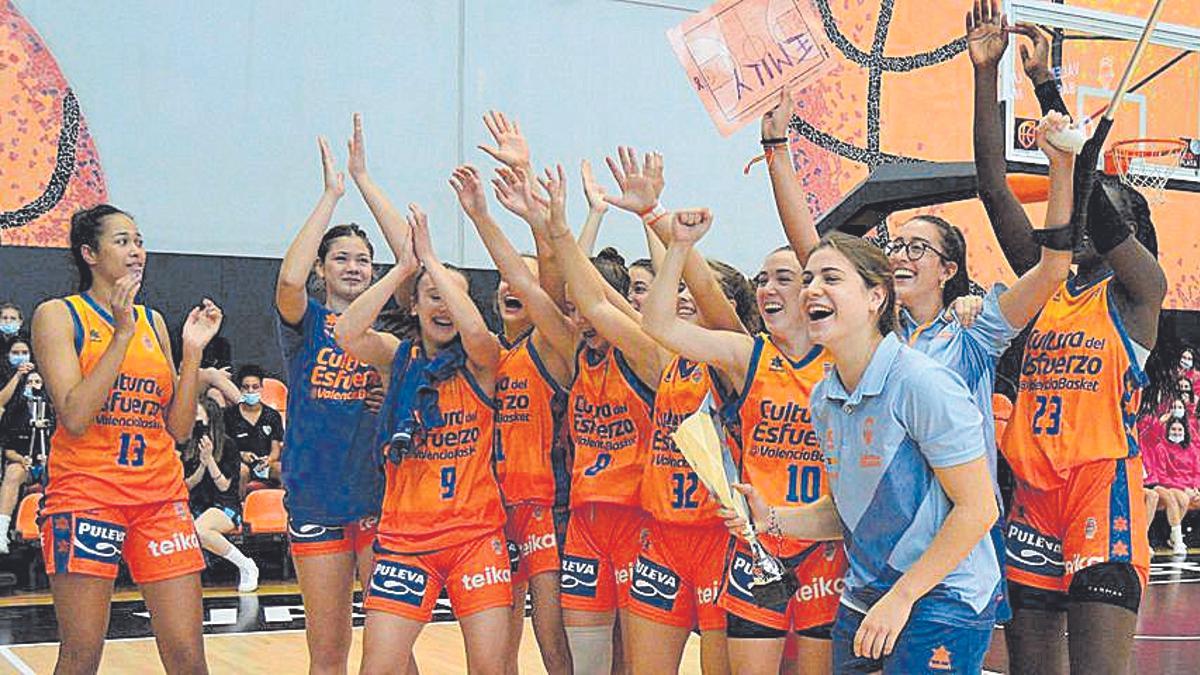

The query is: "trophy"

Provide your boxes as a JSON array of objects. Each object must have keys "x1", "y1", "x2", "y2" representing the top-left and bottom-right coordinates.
[{"x1": 672, "y1": 393, "x2": 798, "y2": 607}]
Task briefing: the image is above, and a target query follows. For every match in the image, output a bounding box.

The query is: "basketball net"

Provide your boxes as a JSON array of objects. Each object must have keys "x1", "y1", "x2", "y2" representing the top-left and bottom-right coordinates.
[{"x1": 1105, "y1": 138, "x2": 1186, "y2": 205}]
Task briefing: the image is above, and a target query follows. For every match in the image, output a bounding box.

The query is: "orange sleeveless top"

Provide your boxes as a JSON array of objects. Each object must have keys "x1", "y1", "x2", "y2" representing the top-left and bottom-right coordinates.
[
  {"x1": 1003, "y1": 275, "x2": 1147, "y2": 490},
  {"x1": 568, "y1": 346, "x2": 654, "y2": 509},
  {"x1": 728, "y1": 335, "x2": 831, "y2": 558},
  {"x1": 377, "y1": 347, "x2": 505, "y2": 552},
  {"x1": 496, "y1": 333, "x2": 569, "y2": 507},
  {"x1": 45, "y1": 295, "x2": 185, "y2": 512},
  {"x1": 642, "y1": 356, "x2": 728, "y2": 526}
]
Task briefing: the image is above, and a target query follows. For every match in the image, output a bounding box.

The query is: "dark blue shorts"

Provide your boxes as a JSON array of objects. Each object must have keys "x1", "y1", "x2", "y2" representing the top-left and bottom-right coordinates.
[{"x1": 831, "y1": 603, "x2": 992, "y2": 674}]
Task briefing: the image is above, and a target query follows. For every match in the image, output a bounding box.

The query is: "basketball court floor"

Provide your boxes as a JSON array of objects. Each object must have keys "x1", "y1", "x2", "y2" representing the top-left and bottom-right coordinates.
[{"x1": 0, "y1": 553, "x2": 1193, "y2": 673}]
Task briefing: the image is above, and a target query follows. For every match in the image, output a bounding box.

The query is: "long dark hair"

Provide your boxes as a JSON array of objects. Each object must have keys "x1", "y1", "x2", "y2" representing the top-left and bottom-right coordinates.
[
  {"x1": 179, "y1": 397, "x2": 229, "y2": 464},
  {"x1": 1166, "y1": 414, "x2": 1192, "y2": 449},
  {"x1": 70, "y1": 204, "x2": 131, "y2": 292},
  {"x1": 907, "y1": 215, "x2": 970, "y2": 307}
]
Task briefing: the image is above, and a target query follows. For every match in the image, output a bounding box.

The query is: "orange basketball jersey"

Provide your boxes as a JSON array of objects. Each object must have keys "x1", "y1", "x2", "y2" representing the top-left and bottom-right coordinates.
[
  {"x1": 1003, "y1": 275, "x2": 1148, "y2": 490},
  {"x1": 642, "y1": 356, "x2": 728, "y2": 525},
  {"x1": 727, "y1": 336, "x2": 831, "y2": 558},
  {"x1": 568, "y1": 346, "x2": 654, "y2": 509},
  {"x1": 496, "y1": 333, "x2": 569, "y2": 507},
  {"x1": 377, "y1": 349, "x2": 505, "y2": 553},
  {"x1": 45, "y1": 295, "x2": 185, "y2": 513}
]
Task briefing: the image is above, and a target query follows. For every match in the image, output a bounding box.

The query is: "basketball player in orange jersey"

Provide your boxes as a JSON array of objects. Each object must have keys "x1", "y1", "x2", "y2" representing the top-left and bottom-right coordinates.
[
  {"x1": 333, "y1": 203, "x2": 510, "y2": 675},
  {"x1": 642, "y1": 184, "x2": 843, "y2": 674},
  {"x1": 971, "y1": 2, "x2": 1169, "y2": 671},
  {"x1": 467, "y1": 110, "x2": 576, "y2": 674},
  {"x1": 449, "y1": 162, "x2": 574, "y2": 673},
  {"x1": 275, "y1": 117, "x2": 418, "y2": 675},
  {"x1": 468, "y1": 160, "x2": 652, "y2": 674},
  {"x1": 32, "y1": 205, "x2": 225, "y2": 674}
]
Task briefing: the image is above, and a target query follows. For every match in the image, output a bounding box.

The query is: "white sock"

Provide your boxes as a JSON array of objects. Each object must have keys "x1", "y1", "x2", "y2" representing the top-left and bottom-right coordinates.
[
  {"x1": 1171, "y1": 524, "x2": 1185, "y2": 543},
  {"x1": 0, "y1": 515, "x2": 11, "y2": 532},
  {"x1": 221, "y1": 545, "x2": 253, "y2": 569}
]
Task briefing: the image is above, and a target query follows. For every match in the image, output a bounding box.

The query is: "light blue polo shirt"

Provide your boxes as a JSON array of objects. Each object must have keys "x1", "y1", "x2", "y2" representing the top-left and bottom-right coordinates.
[
  {"x1": 811, "y1": 333, "x2": 1001, "y2": 627},
  {"x1": 897, "y1": 285, "x2": 1019, "y2": 488}
]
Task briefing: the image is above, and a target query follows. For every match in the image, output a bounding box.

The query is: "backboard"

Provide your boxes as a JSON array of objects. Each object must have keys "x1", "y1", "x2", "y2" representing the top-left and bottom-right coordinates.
[{"x1": 1003, "y1": 0, "x2": 1200, "y2": 190}]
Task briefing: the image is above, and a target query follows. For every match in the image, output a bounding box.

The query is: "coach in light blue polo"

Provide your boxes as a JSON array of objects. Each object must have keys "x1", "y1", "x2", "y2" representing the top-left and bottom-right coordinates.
[
  {"x1": 811, "y1": 333, "x2": 1003, "y2": 673},
  {"x1": 898, "y1": 284, "x2": 1019, "y2": 486}
]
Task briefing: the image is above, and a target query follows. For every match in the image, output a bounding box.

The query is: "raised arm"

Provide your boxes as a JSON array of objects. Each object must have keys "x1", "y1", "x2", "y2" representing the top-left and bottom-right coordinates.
[
  {"x1": 277, "y1": 137, "x2": 345, "y2": 324},
  {"x1": 32, "y1": 277, "x2": 141, "y2": 436},
  {"x1": 333, "y1": 256, "x2": 414, "y2": 370},
  {"x1": 163, "y1": 300, "x2": 223, "y2": 443},
  {"x1": 544, "y1": 164, "x2": 670, "y2": 385},
  {"x1": 996, "y1": 113, "x2": 1074, "y2": 327},
  {"x1": 455, "y1": 165, "x2": 578, "y2": 372},
  {"x1": 968, "y1": 0, "x2": 1040, "y2": 275},
  {"x1": 643, "y1": 209, "x2": 745, "y2": 334},
  {"x1": 1011, "y1": 23, "x2": 1070, "y2": 117},
  {"x1": 1091, "y1": 187, "x2": 1169, "y2": 349},
  {"x1": 761, "y1": 87, "x2": 820, "y2": 264},
  {"x1": 641, "y1": 211, "x2": 755, "y2": 386},
  {"x1": 577, "y1": 159, "x2": 608, "y2": 257},
  {"x1": 347, "y1": 113, "x2": 416, "y2": 304},
  {"x1": 410, "y1": 203, "x2": 502, "y2": 382}
]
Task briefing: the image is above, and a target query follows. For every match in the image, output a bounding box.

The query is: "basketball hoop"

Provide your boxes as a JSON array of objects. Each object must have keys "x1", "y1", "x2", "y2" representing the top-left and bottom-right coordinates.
[{"x1": 1104, "y1": 138, "x2": 1187, "y2": 204}]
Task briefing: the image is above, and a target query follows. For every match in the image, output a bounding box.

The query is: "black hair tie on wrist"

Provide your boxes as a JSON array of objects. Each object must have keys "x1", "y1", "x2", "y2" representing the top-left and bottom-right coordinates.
[
  {"x1": 760, "y1": 137, "x2": 789, "y2": 147},
  {"x1": 1031, "y1": 224, "x2": 1076, "y2": 251}
]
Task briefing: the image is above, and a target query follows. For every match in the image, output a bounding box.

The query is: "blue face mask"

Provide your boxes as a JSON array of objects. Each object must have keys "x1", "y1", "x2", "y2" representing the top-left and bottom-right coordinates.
[
  {"x1": 8, "y1": 353, "x2": 30, "y2": 367},
  {"x1": 0, "y1": 322, "x2": 19, "y2": 336},
  {"x1": 241, "y1": 392, "x2": 262, "y2": 406},
  {"x1": 23, "y1": 386, "x2": 35, "y2": 399}
]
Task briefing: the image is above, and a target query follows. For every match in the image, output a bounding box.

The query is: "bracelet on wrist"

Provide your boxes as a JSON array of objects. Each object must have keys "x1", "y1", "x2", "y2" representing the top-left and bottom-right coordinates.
[
  {"x1": 640, "y1": 204, "x2": 668, "y2": 226},
  {"x1": 635, "y1": 202, "x2": 662, "y2": 219},
  {"x1": 760, "y1": 137, "x2": 790, "y2": 147}
]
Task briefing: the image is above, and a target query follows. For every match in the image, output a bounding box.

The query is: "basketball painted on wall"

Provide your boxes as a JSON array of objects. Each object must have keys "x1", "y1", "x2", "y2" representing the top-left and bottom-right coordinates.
[
  {"x1": 776, "y1": 0, "x2": 1200, "y2": 309},
  {"x1": 0, "y1": 1, "x2": 106, "y2": 247}
]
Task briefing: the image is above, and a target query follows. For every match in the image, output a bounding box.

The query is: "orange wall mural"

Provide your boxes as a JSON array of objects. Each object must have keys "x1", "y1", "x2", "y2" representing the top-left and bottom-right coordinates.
[{"x1": 0, "y1": 1, "x2": 106, "y2": 248}]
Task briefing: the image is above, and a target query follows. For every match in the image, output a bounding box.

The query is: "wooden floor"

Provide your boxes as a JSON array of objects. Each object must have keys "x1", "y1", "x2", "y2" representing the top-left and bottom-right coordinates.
[
  {"x1": 1, "y1": 555, "x2": 1199, "y2": 673},
  {"x1": 1, "y1": 619, "x2": 694, "y2": 674}
]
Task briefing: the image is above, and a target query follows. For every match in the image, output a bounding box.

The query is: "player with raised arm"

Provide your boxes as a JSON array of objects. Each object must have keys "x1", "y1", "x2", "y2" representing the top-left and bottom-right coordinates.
[
  {"x1": 335, "y1": 204, "x2": 510, "y2": 675},
  {"x1": 33, "y1": 205, "x2": 224, "y2": 674},
  {"x1": 971, "y1": 2, "x2": 1169, "y2": 672},
  {"x1": 274, "y1": 119, "x2": 416, "y2": 675}
]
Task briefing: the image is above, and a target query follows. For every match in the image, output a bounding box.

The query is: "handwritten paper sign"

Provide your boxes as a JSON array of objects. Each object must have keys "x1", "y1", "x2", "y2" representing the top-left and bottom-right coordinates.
[{"x1": 668, "y1": 0, "x2": 836, "y2": 136}]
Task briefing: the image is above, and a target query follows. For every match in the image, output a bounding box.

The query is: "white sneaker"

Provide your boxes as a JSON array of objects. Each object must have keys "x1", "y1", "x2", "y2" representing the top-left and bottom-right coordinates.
[
  {"x1": 1172, "y1": 538, "x2": 1189, "y2": 556},
  {"x1": 237, "y1": 560, "x2": 259, "y2": 593}
]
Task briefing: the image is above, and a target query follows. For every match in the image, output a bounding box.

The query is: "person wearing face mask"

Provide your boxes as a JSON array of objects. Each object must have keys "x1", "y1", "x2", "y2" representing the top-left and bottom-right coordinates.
[
  {"x1": 0, "y1": 340, "x2": 36, "y2": 418},
  {"x1": 0, "y1": 369, "x2": 54, "y2": 554},
  {"x1": 180, "y1": 397, "x2": 258, "y2": 592},
  {"x1": 222, "y1": 364, "x2": 284, "y2": 497},
  {"x1": 0, "y1": 303, "x2": 24, "y2": 348},
  {"x1": 1178, "y1": 348, "x2": 1199, "y2": 393},
  {"x1": 1142, "y1": 402, "x2": 1200, "y2": 556}
]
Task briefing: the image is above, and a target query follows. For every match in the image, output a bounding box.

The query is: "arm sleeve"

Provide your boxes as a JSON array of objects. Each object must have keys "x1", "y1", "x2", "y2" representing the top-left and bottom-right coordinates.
[
  {"x1": 899, "y1": 363, "x2": 987, "y2": 469},
  {"x1": 1035, "y1": 80, "x2": 1071, "y2": 117}
]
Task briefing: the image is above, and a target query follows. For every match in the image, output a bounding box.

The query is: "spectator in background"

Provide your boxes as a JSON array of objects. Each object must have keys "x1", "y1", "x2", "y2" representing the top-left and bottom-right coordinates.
[
  {"x1": 0, "y1": 339, "x2": 36, "y2": 417},
  {"x1": 1142, "y1": 399, "x2": 1200, "y2": 556},
  {"x1": 0, "y1": 369, "x2": 53, "y2": 554},
  {"x1": 181, "y1": 397, "x2": 259, "y2": 592},
  {"x1": 1179, "y1": 347, "x2": 1199, "y2": 391},
  {"x1": 0, "y1": 303, "x2": 24, "y2": 350},
  {"x1": 223, "y1": 365, "x2": 283, "y2": 496},
  {"x1": 1178, "y1": 376, "x2": 1194, "y2": 407}
]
